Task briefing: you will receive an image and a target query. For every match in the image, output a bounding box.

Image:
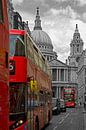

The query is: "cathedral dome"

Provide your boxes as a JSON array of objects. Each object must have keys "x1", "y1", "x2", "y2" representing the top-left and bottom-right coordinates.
[
  {"x1": 31, "y1": 7, "x2": 53, "y2": 48},
  {"x1": 31, "y1": 30, "x2": 52, "y2": 46}
]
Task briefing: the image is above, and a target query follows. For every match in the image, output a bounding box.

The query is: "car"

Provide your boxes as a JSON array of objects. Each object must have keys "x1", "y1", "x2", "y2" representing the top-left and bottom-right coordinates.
[
  {"x1": 60, "y1": 99, "x2": 66, "y2": 112},
  {"x1": 52, "y1": 98, "x2": 61, "y2": 115}
]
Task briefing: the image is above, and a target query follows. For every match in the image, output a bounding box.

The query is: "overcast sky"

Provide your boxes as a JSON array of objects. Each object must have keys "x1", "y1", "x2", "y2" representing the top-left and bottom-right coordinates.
[{"x1": 12, "y1": 0, "x2": 86, "y2": 63}]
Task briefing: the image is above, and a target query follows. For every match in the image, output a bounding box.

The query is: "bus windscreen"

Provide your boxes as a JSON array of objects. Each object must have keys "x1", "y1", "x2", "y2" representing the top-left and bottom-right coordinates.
[
  {"x1": 10, "y1": 83, "x2": 26, "y2": 114},
  {"x1": 10, "y1": 34, "x2": 25, "y2": 56}
]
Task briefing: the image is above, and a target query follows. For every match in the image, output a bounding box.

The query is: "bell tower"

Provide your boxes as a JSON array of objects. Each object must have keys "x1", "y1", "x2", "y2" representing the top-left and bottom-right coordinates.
[{"x1": 69, "y1": 24, "x2": 84, "y2": 66}]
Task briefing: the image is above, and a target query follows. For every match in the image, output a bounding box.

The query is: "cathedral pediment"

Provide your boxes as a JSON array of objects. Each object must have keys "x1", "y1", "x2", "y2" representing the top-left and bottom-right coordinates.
[{"x1": 49, "y1": 59, "x2": 68, "y2": 67}]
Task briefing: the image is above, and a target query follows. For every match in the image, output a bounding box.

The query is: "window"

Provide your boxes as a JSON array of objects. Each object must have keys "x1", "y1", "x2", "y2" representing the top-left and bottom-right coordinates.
[
  {"x1": 26, "y1": 37, "x2": 34, "y2": 61},
  {"x1": 33, "y1": 45, "x2": 39, "y2": 65},
  {"x1": 0, "y1": 0, "x2": 3, "y2": 23},
  {"x1": 39, "y1": 91, "x2": 45, "y2": 106},
  {"x1": 52, "y1": 69, "x2": 57, "y2": 81},
  {"x1": 50, "y1": 56, "x2": 52, "y2": 60},
  {"x1": 77, "y1": 44, "x2": 79, "y2": 52},
  {"x1": 10, "y1": 83, "x2": 27, "y2": 113},
  {"x1": 10, "y1": 34, "x2": 25, "y2": 56},
  {"x1": 28, "y1": 89, "x2": 38, "y2": 108},
  {"x1": 47, "y1": 56, "x2": 49, "y2": 61}
]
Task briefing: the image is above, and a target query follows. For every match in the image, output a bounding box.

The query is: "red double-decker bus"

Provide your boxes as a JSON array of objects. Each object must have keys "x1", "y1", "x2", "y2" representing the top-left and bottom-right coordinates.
[
  {"x1": 9, "y1": 29, "x2": 52, "y2": 130},
  {"x1": 0, "y1": 0, "x2": 9, "y2": 130},
  {"x1": 63, "y1": 88, "x2": 76, "y2": 108}
]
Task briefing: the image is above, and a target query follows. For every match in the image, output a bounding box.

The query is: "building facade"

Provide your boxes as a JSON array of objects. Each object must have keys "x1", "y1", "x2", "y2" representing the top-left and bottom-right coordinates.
[
  {"x1": 77, "y1": 50, "x2": 86, "y2": 104},
  {"x1": 7, "y1": 0, "x2": 14, "y2": 29},
  {"x1": 7, "y1": 0, "x2": 31, "y2": 35},
  {"x1": 49, "y1": 59, "x2": 78, "y2": 99}
]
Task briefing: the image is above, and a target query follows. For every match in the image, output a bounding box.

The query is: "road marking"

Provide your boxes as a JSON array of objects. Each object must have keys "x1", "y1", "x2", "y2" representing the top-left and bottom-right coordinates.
[
  {"x1": 53, "y1": 126, "x2": 57, "y2": 130},
  {"x1": 65, "y1": 113, "x2": 69, "y2": 118},
  {"x1": 53, "y1": 112, "x2": 70, "y2": 129},
  {"x1": 58, "y1": 113, "x2": 69, "y2": 124},
  {"x1": 59, "y1": 118, "x2": 64, "y2": 124}
]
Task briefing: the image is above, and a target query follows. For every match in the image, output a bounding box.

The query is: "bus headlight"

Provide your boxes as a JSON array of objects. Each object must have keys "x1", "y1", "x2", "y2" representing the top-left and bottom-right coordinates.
[
  {"x1": 12, "y1": 120, "x2": 24, "y2": 129},
  {"x1": 19, "y1": 120, "x2": 23, "y2": 124}
]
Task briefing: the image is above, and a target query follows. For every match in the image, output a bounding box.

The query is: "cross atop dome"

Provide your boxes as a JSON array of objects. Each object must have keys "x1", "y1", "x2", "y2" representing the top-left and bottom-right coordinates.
[{"x1": 34, "y1": 7, "x2": 42, "y2": 30}]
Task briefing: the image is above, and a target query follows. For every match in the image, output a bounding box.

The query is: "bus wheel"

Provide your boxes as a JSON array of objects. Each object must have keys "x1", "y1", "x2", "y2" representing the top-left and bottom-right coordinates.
[{"x1": 35, "y1": 117, "x2": 39, "y2": 130}]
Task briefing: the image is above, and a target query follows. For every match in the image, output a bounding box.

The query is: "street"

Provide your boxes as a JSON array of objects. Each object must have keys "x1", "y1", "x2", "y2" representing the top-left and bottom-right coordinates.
[{"x1": 45, "y1": 106, "x2": 84, "y2": 130}]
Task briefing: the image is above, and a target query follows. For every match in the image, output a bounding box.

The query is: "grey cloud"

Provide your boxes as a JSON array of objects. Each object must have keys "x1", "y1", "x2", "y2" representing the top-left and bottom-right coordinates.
[
  {"x1": 13, "y1": 0, "x2": 86, "y2": 19},
  {"x1": 13, "y1": 0, "x2": 50, "y2": 15},
  {"x1": 54, "y1": 45, "x2": 69, "y2": 54}
]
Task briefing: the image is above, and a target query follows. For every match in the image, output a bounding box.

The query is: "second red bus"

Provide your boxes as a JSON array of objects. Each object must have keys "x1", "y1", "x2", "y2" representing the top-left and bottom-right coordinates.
[{"x1": 63, "y1": 88, "x2": 76, "y2": 108}]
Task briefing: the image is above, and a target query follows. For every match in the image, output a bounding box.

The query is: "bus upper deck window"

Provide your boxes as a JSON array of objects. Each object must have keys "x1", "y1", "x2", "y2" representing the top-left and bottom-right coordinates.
[{"x1": 0, "y1": 0, "x2": 3, "y2": 23}]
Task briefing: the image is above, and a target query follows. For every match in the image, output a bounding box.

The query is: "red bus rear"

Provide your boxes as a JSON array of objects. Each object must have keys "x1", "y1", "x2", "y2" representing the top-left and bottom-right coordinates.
[
  {"x1": 63, "y1": 88, "x2": 76, "y2": 108},
  {"x1": 0, "y1": 0, "x2": 9, "y2": 130}
]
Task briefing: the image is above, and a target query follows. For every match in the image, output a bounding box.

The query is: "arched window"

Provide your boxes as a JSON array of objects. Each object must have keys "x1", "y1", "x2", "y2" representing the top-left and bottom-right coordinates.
[{"x1": 47, "y1": 56, "x2": 49, "y2": 61}]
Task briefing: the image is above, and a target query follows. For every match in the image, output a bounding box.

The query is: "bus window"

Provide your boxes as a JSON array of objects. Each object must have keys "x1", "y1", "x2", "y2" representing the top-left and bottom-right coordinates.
[
  {"x1": 39, "y1": 91, "x2": 44, "y2": 106},
  {"x1": 10, "y1": 35, "x2": 25, "y2": 56},
  {"x1": 0, "y1": 0, "x2": 3, "y2": 22},
  {"x1": 10, "y1": 83, "x2": 27, "y2": 113}
]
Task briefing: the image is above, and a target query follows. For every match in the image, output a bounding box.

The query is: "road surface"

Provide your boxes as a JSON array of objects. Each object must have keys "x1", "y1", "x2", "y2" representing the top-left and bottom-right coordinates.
[{"x1": 45, "y1": 107, "x2": 84, "y2": 130}]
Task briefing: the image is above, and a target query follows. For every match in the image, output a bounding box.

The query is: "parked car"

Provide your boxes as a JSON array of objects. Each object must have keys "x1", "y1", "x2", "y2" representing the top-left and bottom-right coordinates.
[
  {"x1": 60, "y1": 99, "x2": 66, "y2": 112},
  {"x1": 52, "y1": 98, "x2": 61, "y2": 115}
]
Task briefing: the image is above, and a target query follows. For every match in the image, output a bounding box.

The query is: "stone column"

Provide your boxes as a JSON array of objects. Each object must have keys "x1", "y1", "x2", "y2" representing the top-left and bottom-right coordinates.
[
  {"x1": 64, "y1": 69, "x2": 65, "y2": 81},
  {"x1": 59, "y1": 69, "x2": 61, "y2": 81},
  {"x1": 57, "y1": 69, "x2": 58, "y2": 81}
]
